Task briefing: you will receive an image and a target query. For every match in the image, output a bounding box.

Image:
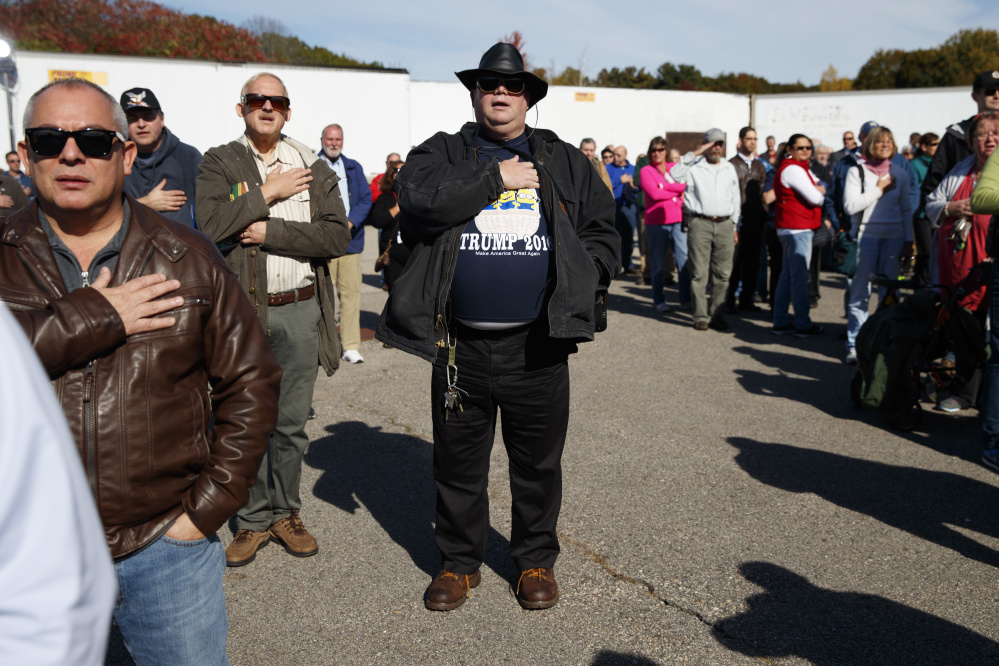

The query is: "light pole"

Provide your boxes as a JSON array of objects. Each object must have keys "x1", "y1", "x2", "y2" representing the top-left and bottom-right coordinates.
[{"x1": 0, "y1": 39, "x2": 16, "y2": 153}]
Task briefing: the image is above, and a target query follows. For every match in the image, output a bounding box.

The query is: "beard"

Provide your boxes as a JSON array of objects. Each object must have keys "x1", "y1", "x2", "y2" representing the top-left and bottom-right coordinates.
[
  {"x1": 706, "y1": 149, "x2": 723, "y2": 164},
  {"x1": 323, "y1": 145, "x2": 341, "y2": 160}
]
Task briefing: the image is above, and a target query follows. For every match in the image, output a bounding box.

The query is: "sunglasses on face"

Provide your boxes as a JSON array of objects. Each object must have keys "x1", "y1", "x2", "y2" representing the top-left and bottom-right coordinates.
[
  {"x1": 241, "y1": 94, "x2": 291, "y2": 112},
  {"x1": 650, "y1": 148, "x2": 666, "y2": 153},
  {"x1": 981, "y1": 88, "x2": 999, "y2": 98},
  {"x1": 25, "y1": 128, "x2": 125, "y2": 158},
  {"x1": 794, "y1": 145, "x2": 813, "y2": 152},
  {"x1": 476, "y1": 76, "x2": 526, "y2": 95}
]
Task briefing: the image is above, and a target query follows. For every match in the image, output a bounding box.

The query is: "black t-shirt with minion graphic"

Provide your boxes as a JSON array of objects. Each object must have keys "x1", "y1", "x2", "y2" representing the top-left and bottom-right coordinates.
[{"x1": 450, "y1": 133, "x2": 551, "y2": 328}]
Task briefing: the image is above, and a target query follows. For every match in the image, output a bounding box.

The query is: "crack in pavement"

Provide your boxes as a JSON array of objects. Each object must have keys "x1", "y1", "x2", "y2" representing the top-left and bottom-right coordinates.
[
  {"x1": 559, "y1": 535, "x2": 775, "y2": 664},
  {"x1": 340, "y1": 401, "x2": 773, "y2": 662}
]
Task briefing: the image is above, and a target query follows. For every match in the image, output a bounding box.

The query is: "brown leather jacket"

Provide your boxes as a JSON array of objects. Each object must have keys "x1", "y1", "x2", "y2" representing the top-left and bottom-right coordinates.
[{"x1": 0, "y1": 198, "x2": 281, "y2": 559}]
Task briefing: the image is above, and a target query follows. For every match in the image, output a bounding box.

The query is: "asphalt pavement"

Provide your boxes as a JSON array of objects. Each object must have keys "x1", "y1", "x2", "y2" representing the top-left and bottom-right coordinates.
[{"x1": 109, "y1": 237, "x2": 999, "y2": 665}]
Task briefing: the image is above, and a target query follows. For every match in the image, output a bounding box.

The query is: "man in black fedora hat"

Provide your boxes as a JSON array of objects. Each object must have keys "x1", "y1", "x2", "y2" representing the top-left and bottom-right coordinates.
[{"x1": 377, "y1": 42, "x2": 619, "y2": 611}]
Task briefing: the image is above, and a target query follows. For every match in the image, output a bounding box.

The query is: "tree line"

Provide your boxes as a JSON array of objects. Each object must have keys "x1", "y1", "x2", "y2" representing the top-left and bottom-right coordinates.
[{"x1": 527, "y1": 28, "x2": 999, "y2": 94}]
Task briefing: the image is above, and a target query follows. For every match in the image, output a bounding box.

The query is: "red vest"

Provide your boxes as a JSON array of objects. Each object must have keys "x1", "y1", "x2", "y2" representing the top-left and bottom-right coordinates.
[{"x1": 774, "y1": 159, "x2": 822, "y2": 230}]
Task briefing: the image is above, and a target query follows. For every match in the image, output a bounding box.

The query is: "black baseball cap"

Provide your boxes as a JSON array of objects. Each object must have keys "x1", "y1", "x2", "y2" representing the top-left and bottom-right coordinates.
[
  {"x1": 120, "y1": 87, "x2": 161, "y2": 112},
  {"x1": 973, "y1": 71, "x2": 999, "y2": 92}
]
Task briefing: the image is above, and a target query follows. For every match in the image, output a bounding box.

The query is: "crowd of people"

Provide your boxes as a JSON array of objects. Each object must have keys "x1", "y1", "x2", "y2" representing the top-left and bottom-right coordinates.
[{"x1": 2, "y1": 47, "x2": 999, "y2": 664}]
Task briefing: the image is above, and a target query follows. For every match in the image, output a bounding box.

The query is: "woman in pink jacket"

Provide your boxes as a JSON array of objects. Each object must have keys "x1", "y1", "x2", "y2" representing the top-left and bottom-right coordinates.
[{"x1": 639, "y1": 136, "x2": 687, "y2": 312}]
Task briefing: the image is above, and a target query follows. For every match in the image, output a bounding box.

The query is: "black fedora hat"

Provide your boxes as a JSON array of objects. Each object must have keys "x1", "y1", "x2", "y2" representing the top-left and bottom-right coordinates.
[{"x1": 455, "y1": 42, "x2": 548, "y2": 107}]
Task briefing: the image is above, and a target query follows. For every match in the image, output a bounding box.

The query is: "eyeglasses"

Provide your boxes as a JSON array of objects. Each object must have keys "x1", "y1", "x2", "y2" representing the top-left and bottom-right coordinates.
[
  {"x1": 981, "y1": 87, "x2": 999, "y2": 98},
  {"x1": 241, "y1": 94, "x2": 291, "y2": 112},
  {"x1": 476, "y1": 76, "x2": 526, "y2": 95},
  {"x1": 25, "y1": 128, "x2": 125, "y2": 158},
  {"x1": 650, "y1": 148, "x2": 666, "y2": 153},
  {"x1": 794, "y1": 145, "x2": 813, "y2": 152}
]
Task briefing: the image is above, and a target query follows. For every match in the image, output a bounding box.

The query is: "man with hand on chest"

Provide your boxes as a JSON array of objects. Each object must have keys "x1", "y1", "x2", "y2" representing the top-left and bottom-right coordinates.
[{"x1": 378, "y1": 43, "x2": 619, "y2": 613}]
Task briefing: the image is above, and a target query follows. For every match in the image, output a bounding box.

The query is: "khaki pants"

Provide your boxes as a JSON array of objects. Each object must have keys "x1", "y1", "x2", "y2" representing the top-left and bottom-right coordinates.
[
  {"x1": 328, "y1": 252, "x2": 362, "y2": 351},
  {"x1": 686, "y1": 217, "x2": 735, "y2": 323}
]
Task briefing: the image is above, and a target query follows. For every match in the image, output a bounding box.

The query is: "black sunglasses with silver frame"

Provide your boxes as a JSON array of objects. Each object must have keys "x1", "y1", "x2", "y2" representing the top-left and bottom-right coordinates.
[{"x1": 24, "y1": 127, "x2": 127, "y2": 158}]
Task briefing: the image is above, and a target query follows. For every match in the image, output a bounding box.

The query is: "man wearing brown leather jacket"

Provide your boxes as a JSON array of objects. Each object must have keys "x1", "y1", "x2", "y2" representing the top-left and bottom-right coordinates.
[
  {"x1": 196, "y1": 72, "x2": 351, "y2": 568},
  {"x1": 0, "y1": 78, "x2": 281, "y2": 664}
]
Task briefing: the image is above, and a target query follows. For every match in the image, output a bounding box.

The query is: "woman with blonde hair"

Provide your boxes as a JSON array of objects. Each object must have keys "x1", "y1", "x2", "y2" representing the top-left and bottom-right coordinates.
[{"x1": 842, "y1": 126, "x2": 914, "y2": 364}]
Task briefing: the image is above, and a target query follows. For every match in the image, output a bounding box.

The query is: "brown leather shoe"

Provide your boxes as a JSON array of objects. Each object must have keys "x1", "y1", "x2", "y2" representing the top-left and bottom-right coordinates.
[
  {"x1": 425, "y1": 570, "x2": 481, "y2": 611},
  {"x1": 268, "y1": 511, "x2": 318, "y2": 558},
  {"x1": 225, "y1": 529, "x2": 270, "y2": 567},
  {"x1": 516, "y1": 568, "x2": 559, "y2": 610}
]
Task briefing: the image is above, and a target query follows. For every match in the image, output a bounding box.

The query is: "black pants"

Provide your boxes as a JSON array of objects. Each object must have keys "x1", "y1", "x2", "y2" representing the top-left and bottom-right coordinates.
[
  {"x1": 430, "y1": 321, "x2": 572, "y2": 574},
  {"x1": 727, "y1": 217, "x2": 764, "y2": 307}
]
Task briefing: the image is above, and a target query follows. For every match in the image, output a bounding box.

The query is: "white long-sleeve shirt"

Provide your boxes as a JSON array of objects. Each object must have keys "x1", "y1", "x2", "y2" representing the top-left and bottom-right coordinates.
[
  {"x1": 0, "y1": 307, "x2": 116, "y2": 666},
  {"x1": 670, "y1": 152, "x2": 742, "y2": 227}
]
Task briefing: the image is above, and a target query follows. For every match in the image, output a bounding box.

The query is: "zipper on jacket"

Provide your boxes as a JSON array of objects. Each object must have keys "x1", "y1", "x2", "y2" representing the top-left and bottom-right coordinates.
[
  {"x1": 184, "y1": 297, "x2": 209, "y2": 306},
  {"x1": 433, "y1": 225, "x2": 463, "y2": 348},
  {"x1": 83, "y1": 360, "x2": 98, "y2": 494},
  {"x1": 81, "y1": 270, "x2": 90, "y2": 287},
  {"x1": 16, "y1": 249, "x2": 58, "y2": 300},
  {"x1": 0, "y1": 298, "x2": 37, "y2": 311},
  {"x1": 137, "y1": 247, "x2": 154, "y2": 278}
]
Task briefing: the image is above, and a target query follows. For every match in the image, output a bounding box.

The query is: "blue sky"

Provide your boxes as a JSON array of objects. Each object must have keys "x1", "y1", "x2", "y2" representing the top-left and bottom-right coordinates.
[{"x1": 164, "y1": 0, "x2": 999, "y2": 85}]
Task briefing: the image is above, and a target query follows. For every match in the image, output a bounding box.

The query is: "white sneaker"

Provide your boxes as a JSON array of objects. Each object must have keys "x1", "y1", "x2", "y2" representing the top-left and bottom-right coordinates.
[
  {"x1": 655, "y1": 302, "x2": 672, "y2": 313},
  {"x1": 844, "y1": 349, "x2": 857, "y2": 365},
  {"x1": 341, "y1": 349, "x2": 364, "y2": 364}
]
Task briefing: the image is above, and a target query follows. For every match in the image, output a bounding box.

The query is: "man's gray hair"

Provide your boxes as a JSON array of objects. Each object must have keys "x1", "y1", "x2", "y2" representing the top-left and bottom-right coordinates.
[
  {"x1": 240, "y1": 72, "x2": 288, "y2": 98},
  {"x1": 23, "y1": 78, "x2": 128, "y2": 136},
  {"x1": 322, "y1": 123, "x2": 343, "y2": 136},
  {"x1": 579, "y1": 138, "x2": 596, "y2": 149}
]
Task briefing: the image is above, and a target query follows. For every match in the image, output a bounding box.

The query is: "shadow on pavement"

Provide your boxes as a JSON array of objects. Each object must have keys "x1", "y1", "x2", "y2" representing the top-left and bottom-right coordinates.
[
  {"x1": 591, "y1": 650, "x2": 660, "y2": 665},
  {"x1": 729, "y1": 437, "x2": 999, "y2": 568},
  {"x1": 713, "y1": 561, "x2": 999, "y2": 664},
  {"x1": 730, "y1": 345, "x2": 982, "y2": 459},
  {"x1": 305, "y1": 421, "x2": 517, "y2": 582}
]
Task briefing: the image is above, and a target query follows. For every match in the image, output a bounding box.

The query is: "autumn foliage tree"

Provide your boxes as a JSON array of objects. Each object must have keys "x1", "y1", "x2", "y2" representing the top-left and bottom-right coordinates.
[
  {"x1": 0, "y1": 0, "x2": 264, "y2": 61},
  {"x1": 854, "y1": 29, "x2": 999, "y2": 90}
]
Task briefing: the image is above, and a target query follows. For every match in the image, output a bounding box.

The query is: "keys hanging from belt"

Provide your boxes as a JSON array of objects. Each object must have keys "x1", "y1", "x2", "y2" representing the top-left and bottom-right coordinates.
[{"x1": 443, "y1": 333, "x2": 467, "y2": 420}]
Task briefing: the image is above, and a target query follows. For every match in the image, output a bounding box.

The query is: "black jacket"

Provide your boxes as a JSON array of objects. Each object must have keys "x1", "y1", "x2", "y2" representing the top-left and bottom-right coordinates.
[
  {"x1": 375, "y1": 122, "x2": 619, "y2": 362},
  {"x1": 921, "y1": 116, "x2": 973, "y2": 201}
]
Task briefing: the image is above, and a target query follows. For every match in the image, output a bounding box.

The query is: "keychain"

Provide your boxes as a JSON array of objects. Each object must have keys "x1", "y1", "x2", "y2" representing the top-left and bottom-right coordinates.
[{"x1": 443, "y1": 333, "x2": 468, "y2": 420}]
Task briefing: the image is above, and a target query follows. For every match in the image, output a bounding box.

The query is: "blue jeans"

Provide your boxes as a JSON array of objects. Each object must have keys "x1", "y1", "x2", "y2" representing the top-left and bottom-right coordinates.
[
  {"x1": 846, "y1": 236, "x2": 904, "y2": 350},
  {"x1": 645, "y1": 223, "x2": 688, "y2": 306},
  {"x1": 615, "y1": 201, "x2": 639, "y2": 270},
  {"x1": 773, "y1": 231, "x2": 813, "y2": 330},
  {"x1": 113, "y1": 533, "x2": 229, "y2": 665},
  {"x1": 984, "y1": 266, "x2": 999, "y2": 449}
]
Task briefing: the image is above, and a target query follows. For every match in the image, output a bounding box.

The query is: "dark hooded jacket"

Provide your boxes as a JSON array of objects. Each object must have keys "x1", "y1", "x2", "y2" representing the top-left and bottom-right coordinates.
[
  {"x1": 376, "y1": 122, "x2": 619, "y2": 362},
  {"x1": 123, "y1": 127, "x2": 202, "y2": 228}
]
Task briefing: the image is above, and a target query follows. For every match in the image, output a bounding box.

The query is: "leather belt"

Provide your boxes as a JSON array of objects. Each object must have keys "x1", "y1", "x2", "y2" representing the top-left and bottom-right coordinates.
[
  {"x1": 692, "y1": 213, "x2": 728, "y2": 222},
  {"x1": 267, "y1": 283, "x2": 314, "y2": 307}
]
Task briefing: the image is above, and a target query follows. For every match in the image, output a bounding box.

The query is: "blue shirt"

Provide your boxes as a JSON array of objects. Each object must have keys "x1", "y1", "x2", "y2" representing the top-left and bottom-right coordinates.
[
  {"x1": 606, "y1": 161, "x2": 636, "y2": 204},
  {"x1": 449, "y1": 133, "x2": 551, "y2": 327}
]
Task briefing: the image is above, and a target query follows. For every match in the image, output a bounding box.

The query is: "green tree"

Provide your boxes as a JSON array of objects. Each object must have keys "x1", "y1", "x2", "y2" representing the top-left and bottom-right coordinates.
[
  {"x1": 854, "y1": 48, "x2": 907, "y2": 89},
  {"x1": 243, "y1": 16, "x2": 382, "y2": 68}
]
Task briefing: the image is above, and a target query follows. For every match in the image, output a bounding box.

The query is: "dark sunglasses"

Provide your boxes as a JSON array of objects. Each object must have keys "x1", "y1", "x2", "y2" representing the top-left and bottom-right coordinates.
[
  {"x1": 794, "y1": 145, "x2": 814, "y2": 151},
  {"x1": 650, "y1": 147, "x2": 666, "y2": 153},
  {"x1": 241, "y1": 94, "x2": 291, "y2": 112},
  {"x1": 476, "y1": 76, "x2": 526, "y2": 95},
  {"x1": 982, "y1": 87, "x2": 999, "y2": 97},
  {"x1": 25, "y1": 127, "x2": 125, "y2": 158}
]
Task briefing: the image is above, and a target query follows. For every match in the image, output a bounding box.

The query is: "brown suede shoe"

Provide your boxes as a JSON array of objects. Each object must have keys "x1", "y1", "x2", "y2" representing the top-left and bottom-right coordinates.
[
  {"x1": 268, "y1": 511, "x2": 318, "y2": 558},
  {"x1": 225, "y1": 529, "x2": 270, "y2": 567},
  {"x1": 425, "y1": 570, "x2": 481, "y2": 611},
  {"x1": 516, "y1": 568, "x2": 559, "y2": 610}
]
